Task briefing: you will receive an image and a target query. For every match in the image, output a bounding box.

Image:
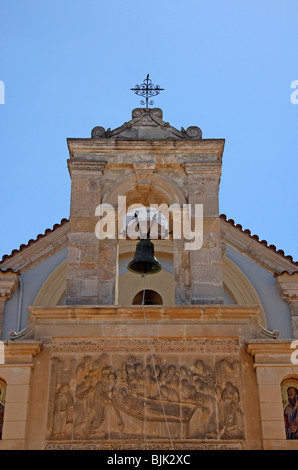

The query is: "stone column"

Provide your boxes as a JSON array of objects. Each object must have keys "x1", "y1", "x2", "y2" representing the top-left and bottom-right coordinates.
[
  {"x1": 276, "y1": 272, "x2": 298, "y2": 338},
  {"x1": 172, "y1": 204, "x2": 191, "y2": 304},
  {"x1": 66, "y1": 160, "x2": 108, "y2": 305},
  {"x1": 0, "y1": 271, "x2": 19, "y2": 338},
  {"x1": 97, "y1": 223, "x2": 118, "y2": 306},
  {"x1": 184, "y1": 162, "x2": 224, "y2": 304},
  {"x1": 246, "y1": 341, "x2": 298, "y2": 450},
  {"x1": 0, "y1": 341, "x2": 42, "y2": 449}
]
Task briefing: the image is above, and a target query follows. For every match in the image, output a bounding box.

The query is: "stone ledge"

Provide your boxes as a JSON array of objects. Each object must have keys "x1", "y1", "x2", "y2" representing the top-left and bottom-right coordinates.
[
  {"x1": 2, "y1": 341, "x2": 42, "y2": 364},
  {"x1": 246, "y1": 340, "x2": 298, "y2": 365},
  {"x1": 29, "y1": 305, "x2": 261, "y2": 324}
]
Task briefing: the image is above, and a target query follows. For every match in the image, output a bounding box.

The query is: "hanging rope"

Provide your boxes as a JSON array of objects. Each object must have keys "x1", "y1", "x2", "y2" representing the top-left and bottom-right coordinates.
[{"x1": 141, "y1": 273, "x2": 174, "y2": 449}]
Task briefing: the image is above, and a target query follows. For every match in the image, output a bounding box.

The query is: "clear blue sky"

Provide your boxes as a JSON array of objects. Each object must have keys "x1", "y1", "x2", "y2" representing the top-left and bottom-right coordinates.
[{"x1": 1, "y1": 0, "x2": 297, "y2": 261}]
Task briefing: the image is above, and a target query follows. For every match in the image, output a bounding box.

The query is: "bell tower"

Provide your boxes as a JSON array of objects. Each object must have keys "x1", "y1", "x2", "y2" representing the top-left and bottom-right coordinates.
[
  {"x1": 3, "y1": 77, "x2": 292, "y2": 451},
  {"x1": 66, "y1": 104, "x2": 225, "y2": 306}
]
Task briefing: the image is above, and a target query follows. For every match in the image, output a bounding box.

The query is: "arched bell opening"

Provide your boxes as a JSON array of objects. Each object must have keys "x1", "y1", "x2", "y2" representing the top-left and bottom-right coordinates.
[
  {"x1": 132, "y1": 289, "x2": 163, "y2": 305},
  {"x1": 117, "y1": 238, "x2": 174, "y2": 306}
]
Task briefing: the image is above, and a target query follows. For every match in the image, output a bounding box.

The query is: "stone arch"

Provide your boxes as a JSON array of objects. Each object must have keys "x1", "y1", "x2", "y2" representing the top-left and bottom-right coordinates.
[
  {"x1": 132, "y1": 289, "x2": 163, "y2": 305},
  {"x1": 33, "y1": 259, "x2": 66, "y2": 306},
  {"x1": 118, "y1": 269, "x2": 174, "y2": 305},
  {"x1": 101, "y1": 172, "x2": 186, "y2": 207},
  {"x1": 222, "y1": 256, "x2": 267, "y2": 327},
  {"x1": 117, "y1": 238, "x2": 174, "y2": 305},
  {"x1": 33, "y1": 249, "x2": 267, "y2": 317}
]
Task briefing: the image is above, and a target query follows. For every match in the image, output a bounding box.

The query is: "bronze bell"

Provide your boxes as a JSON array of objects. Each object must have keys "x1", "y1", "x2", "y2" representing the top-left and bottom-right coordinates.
[{"x1": 127, "y1": 238, "x2": 162, "y2": 275}]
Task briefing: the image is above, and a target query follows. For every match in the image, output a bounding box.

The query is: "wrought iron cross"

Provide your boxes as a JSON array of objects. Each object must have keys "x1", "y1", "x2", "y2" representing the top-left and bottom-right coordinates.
[{"x1": 131, "y1": 74, "x2": 164, "y2": 108}]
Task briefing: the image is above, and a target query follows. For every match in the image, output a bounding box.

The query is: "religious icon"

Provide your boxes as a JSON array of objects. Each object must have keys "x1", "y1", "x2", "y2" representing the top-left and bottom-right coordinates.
[
  {"x1": 0, "y1": 379, "x2": 6, "y2": 440},
  {"x1": 281, "y1": 379, "x2": 298, "y2": 439}
]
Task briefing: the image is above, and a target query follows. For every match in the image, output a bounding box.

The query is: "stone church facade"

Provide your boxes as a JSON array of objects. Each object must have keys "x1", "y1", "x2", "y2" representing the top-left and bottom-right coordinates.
[{"x1": 0, "y1": 108, "x2": 298, "y2": 450}]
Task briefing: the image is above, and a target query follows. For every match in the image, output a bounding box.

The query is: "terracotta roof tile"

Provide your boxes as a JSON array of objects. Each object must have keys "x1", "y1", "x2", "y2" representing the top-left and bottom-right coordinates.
[
  {"x1": 273, "y1": 271, "x2": 298, "y2": 277},
  {"x1": 0, "y1": 268, "x2": 20, "y2": 274},
  {"x1": 0, "y1": 218, "x2": 69, "y2": 265},
  {"x1": 220, "y1": 214, "x2": 298, "y2": 267}
]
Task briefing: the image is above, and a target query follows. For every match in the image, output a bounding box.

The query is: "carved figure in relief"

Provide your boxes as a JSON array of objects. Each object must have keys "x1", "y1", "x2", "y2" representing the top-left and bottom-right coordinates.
[
  {"x1": 144, "y1": 365, "x2": 160, "y2": 398},
  {"x1": 106, "y1": 373, "x2": 125, "y2": 431},
  {"x1": 52, "y1": 383, "x2": 74, "y2": 436},
  {"x1": 193, "y1": 360, "x2": 216, "y2": 393},
  {"x1": 180, "y1": 365, "x2": 193, "y2": 384},
  {"x1": 165, "y1": 364, "x2": 179, "y2": 387},
  {"x1": 76, "y1": 356, "x2": 92, "y2": 385},
  {"x1": 89, "y1": 354, "x2": 111, "y2": 383},
  {"x1": 180, "y1": 379, "x2": 197, "y2": 403},
  {"x1": 74, "y1": 376, "x2": 95, "y2": 436},
  {"x1": 218, "y1": 382, "x2": 243, "y2": 439},
  {"x1": 90, "y1": 371, "x2": 124, "y2": 434},
  {"x1": 135, "y1": 361, "x2": 145, "y2": 382},
  {"x1": 160, "y1": 384, "x2": 180, "y2": 403},
  {"x1": 118, "y1": 386, "x2": 146, "y2": 415},
  {"x1": 214, "y1": 358, "x2": 240, "y2": 390},
  {"x1": 50, "y1": 354, "x2": 244, "y2": 441},
  {"x1": 89, "y1": 380, "x2": 109, "y2": 433},
  {"x1": 193, "y1": 380, "x2": 217, "y2": 437}
]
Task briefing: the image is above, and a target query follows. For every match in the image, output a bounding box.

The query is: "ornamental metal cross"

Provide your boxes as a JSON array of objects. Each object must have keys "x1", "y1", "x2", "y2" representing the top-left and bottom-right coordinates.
[{"x1": 131, "y1": 74, "x2": 164, "y2": 108}]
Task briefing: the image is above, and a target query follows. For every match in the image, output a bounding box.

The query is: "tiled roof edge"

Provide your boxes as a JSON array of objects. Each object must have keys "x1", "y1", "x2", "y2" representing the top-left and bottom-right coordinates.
[
  {"x1": 220, "y1": 214, "x2": 298, "y2": 267},
  {"x1": 273, "y1": 271, "x2": 298, "y2": 277},
  {"x1": 0, "y1": 268, "x2": 20, "y2": 274},
  {"x1": 0, "y1": 218, "x2": 69, "y2": 265}
]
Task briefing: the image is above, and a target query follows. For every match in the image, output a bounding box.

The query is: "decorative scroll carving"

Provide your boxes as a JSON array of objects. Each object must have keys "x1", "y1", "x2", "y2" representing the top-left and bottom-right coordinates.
[
  {"x1": 252, "y1": 316, "x2": 280, "y2": 339},
  {"x1": 132, "y1": 108, "x2": 163, "y2": 120},
  {"x1": 91, "y1": 126, "x2": 106, "y2": 138},
  {"x1": 184, "y1": 126, "x2": 203, "y2": 139},
  {"x1": 47, "y1": 339, "x2": 244, "y2": 442},
  {"x1": 8, "y1": 315, "x2": 37, "y2": 341}
]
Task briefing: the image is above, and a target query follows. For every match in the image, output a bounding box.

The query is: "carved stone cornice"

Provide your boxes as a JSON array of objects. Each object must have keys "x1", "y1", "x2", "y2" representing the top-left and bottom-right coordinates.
[
  {"x1": 0, "y1": 271, "x2": 19, "y2": 301},
  {"x1": 66, "y1": 138, "x2": 225, "y2": 162},
  {"x1": 183, "y1": 161, "x2": 222, "y2": 192},
  {"x1": 246, "y1": 339, "x2": 297, "y2": 365},
  {"x1": 2, "y1": 340, "x2": 42, "y2": 364},
  {"x1": 183, "y1": 161, "x2": 222, "y2": 174},
  {"x1": 275, "y1": 272, "x2": 298, "y2": 303},
  {"x1": 67, "y1": 159, "x2": 107, "y2": 176}
]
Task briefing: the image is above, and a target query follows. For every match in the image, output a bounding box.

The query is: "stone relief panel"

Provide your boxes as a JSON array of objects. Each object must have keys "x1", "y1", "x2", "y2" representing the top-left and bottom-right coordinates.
[{"x1": 46, "y1": 338, "x2": 244, "y2": 442}]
